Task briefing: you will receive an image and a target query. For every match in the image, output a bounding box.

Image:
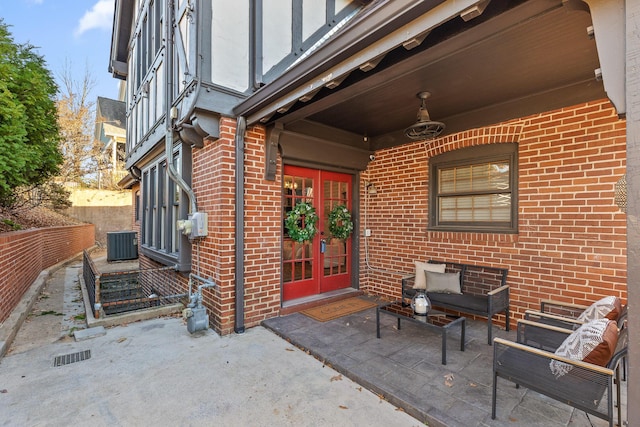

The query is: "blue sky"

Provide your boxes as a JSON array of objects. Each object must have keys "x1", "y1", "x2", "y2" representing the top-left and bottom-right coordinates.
[{"x1": 0, "y1": 0, "x2": 120, "y2": 101}]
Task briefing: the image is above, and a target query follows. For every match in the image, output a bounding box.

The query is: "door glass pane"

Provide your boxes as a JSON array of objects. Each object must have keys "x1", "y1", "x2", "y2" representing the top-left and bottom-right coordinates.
[
  {"x1": 323, "y1": 179, "x2": 348, "y2": 277},
  {"x1": 283, "y1": 174, "x2": 314, "y2": 284}
]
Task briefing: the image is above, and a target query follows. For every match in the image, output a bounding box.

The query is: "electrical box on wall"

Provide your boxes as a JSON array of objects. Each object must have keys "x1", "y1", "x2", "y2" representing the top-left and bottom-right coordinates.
[
  {"x1": 190, "y1": 212, "x2": 208, "y2": 238},
  {"x1": 177, "y1": 212, "x2": 208, "y2": 239}
]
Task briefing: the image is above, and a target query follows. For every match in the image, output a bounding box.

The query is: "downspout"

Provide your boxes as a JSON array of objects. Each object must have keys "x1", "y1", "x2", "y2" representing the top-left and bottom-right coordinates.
[
  {"x1": 176, "y1": 0, "x2": 202, "y2": 128},
  {"x1": 166, "y1": 0, "x2": 197, "y2": 215},
  {"x1": 249, "y1": 0, "x2": 263, "y2": 90},
  {"x1": 234, "y1": 116, "x2": 247, "y2": 333}
]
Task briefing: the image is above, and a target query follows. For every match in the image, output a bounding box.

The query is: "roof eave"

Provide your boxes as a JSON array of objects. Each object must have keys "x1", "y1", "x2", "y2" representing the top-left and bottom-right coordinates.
[
  {"x1": 109, "y1": 0, "x2": 135, "y2": 79},
  {"x1": 233, "y1": 0, "x2": 488, "y2": 123}
]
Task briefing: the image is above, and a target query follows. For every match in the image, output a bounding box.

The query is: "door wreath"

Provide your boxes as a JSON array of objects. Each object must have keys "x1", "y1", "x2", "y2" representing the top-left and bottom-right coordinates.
[
  {"x1": 328, "y1": 205, "x2": 353, "y2": 240},
  {"x1": 285, "y1": 201, "x2": 319, "y2": 243}
]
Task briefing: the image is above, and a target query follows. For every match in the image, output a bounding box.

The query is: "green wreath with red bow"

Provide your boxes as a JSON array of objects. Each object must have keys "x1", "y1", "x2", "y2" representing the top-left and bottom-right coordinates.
[
  {"x1": 285, "y1": 201, "x2": 319, "y2": 243},
  {"x1": 328, "y1": 205, "x2": 354, "y2": 240}
]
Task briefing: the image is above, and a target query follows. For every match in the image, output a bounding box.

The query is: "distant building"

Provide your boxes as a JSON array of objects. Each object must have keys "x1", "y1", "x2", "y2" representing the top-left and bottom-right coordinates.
[{"x1": 94, "y1": 96, "x2": 126, "y2": 188}]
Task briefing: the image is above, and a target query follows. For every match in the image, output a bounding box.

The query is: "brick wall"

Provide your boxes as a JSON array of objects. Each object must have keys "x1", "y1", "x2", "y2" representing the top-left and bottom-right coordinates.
[
  {"x1": 133, "y1": 99, "x2": 626, "y2": 335},
  {"x1": 0, "y1": 224, "x2": 95, "y2": 323},
  {"x1": 359, "y1": 99, "x2": 627, "y2": 328},
  {"x1": 190, "y1": 118, "x2": 239, "y2": 334},
  {"x1": 190, "y1": 118, "x2": 282, "y2": 335},
  {"x1": 242, "y1": 125, "x2": 282, "y2": 327}
]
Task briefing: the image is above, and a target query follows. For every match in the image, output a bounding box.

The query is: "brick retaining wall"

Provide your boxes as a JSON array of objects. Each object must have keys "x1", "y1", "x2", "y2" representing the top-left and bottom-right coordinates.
[{"x1": 0, "y1": 224, "x2": 95, "y2": 323}]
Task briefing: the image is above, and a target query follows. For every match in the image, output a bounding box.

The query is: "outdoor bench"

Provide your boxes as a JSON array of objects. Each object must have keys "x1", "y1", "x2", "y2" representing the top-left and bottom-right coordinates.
[
  {"x1": 402, "y1": 260, "x2": 509, "y2": 344},
  {"x1": 492, "y1": 319, "x2": 628, "y2": 427}
]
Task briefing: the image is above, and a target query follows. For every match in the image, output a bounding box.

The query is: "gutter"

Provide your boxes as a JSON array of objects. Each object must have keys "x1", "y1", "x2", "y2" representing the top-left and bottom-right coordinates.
[
  {"x1": 165, "y1": 0, "x2": 197, "y2": 215},
  {"x1": 234, "y1": 116, "x2": 247, "y2": 334}
]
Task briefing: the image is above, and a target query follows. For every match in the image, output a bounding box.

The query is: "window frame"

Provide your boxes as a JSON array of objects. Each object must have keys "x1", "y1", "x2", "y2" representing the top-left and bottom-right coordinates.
[
  {"x1": 428, "y1": 143, "x2": 518, "y2": 234},
  {"x1": 140, "y1": 143, "x2": 192, "y2": 271},
  {"x1": 134, "y1": 190, "x2": 141, "y2": 223}
]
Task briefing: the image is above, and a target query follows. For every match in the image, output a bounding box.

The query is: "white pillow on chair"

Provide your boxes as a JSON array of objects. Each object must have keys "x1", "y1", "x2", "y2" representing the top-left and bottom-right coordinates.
[{"x1": 413, "y1": 261, "x2": 446, "y2": 289}]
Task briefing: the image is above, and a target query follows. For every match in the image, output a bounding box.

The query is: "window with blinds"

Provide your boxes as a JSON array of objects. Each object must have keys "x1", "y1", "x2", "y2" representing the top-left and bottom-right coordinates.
[{"x1": 429, "y1": 144, "x2": 518, "y2": 233}]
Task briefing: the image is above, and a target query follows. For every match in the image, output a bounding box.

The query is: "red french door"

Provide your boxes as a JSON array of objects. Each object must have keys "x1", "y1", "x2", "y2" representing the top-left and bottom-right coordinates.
[{"x1": 282, "y1": 166, "x2": 352, "y2": 301}]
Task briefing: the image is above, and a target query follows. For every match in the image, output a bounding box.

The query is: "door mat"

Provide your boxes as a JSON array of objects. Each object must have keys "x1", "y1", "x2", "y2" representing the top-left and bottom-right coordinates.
[{"x1": 301, "y1": 297, "x2": 378, "y2": 322}]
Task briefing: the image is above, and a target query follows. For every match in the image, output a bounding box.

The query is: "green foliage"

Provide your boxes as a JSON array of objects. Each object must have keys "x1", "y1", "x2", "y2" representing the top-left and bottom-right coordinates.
[
  {"x1": 1, "y1": 219, "x2": 21, "y2": 230},
  {"x1": 0, "y1": 20, "x2": 62, "y2": 207},
  {"x1": 285, "y1": 202, "x2": 319, "y2": 243},
  {"x1": 43, "y1": 181, "x2": 72, "y2": 210},
  {"x1": 10, "y1": 181, "x2": 72, "y2": 211},
  {"x1": 38, "y1": 310, "x2": 63, "y2": 316},
  {"x1": 327, "y1": 204, "x2": 354, "y2": 240}
]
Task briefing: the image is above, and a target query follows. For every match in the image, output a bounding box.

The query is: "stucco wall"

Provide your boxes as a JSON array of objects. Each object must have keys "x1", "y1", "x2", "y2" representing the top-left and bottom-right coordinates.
[{"x1": 64, "y1": 189, "x2": 132, "y2": 245}]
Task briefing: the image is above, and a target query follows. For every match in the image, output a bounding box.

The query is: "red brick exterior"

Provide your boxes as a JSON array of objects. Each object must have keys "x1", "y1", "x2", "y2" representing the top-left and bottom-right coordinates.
[
  {"x1": 359, "y1": 99, "x2": 627, "y2": 329},
  {"x1": 134, "y1": 99, "x2": 626, "y2": 335},
  {"x1": 189, "y1": 118, "x2": 237, "y2": 334},
  {"x1": 242, "y1": 125, "x2": 282, "y2": 327},
  {"x1": 0, "y1": 224, "x2": 95, "y2": 323},
  {"x1": 190, "y1": 118, "x2": 282, "y2": 335}
]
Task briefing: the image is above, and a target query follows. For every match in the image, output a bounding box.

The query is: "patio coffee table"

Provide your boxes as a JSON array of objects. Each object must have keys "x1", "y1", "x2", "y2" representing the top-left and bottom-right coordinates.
[{"x1": 376, "y1": 301, "x2": 465, "y2": 365}]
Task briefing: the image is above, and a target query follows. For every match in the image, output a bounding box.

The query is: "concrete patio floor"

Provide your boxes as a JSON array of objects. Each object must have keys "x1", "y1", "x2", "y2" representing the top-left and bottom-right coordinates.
[{"x1": 263, "y1": 300, "x2": 627, "y2": 427}]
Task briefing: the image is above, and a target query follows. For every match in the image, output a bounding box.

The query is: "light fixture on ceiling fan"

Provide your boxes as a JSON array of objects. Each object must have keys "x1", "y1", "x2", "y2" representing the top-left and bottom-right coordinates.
[{"x1": 404, "y1": 91, "x2": 445, "y2": 140}]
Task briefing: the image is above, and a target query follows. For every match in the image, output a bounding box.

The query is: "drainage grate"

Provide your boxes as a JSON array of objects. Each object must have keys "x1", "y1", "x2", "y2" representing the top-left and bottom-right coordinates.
[{"x1": 53, "y1": 350, "x2": 91, "y2": 367}]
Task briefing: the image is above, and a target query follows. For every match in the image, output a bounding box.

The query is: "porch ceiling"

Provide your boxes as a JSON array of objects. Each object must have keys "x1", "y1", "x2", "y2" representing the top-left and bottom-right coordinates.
[{"x1": 238, "y1": 0, "x2": 607, "y2": 152}]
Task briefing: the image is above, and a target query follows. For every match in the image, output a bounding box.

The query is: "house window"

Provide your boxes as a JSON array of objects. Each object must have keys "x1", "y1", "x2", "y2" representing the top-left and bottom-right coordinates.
[
  {"x1": 135, "y1": 190, "x2": 141, "y2": 223},
  {"x1": 140, "y1": 143, "x2": 192, "y2": 270},
  {"x1": 429, "y1": 143, "x2": 518, "y2": 233}
]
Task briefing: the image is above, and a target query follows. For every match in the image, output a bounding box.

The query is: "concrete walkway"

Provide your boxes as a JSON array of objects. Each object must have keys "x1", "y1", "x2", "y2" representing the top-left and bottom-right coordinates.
[{"x1": 0, "y1": 260, "x2": 420, "y2": 426}]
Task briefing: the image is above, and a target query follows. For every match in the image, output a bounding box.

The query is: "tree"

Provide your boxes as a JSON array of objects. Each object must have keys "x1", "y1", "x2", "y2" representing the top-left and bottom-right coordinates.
[
  {"x1": 56, "y1": 61, "x2": 98, "y2": 185},
  {"x1": 0, "y1": 20, "x2": 62, "y2": 206}
]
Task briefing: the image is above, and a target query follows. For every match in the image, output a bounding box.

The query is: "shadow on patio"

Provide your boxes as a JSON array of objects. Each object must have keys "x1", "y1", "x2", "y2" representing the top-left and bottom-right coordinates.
[{"x1": 262, "y1": 296, "x2": 626, "y2": 427}]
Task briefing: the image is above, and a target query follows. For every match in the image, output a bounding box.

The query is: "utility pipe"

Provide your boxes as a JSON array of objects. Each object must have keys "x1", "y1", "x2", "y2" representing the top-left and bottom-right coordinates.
[
  {"x1": 234, "y1": 116, "x2": 247, "y2": 334},
  {"x1": 165, "y1": 0, "x2": 197, "y2": 215},
  {"x1": 176, "y1": 0, "x2": 202, "y2": 127}
]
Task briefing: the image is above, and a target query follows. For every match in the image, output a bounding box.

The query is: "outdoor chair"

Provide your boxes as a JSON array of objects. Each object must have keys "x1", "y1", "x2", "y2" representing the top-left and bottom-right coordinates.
[
  {"x1": 524, "y1": 296, "x2": 625, "y2": 330},
  {"x1": 492, "y1": 319, "x2": 628, "y2": 427},
  {"x1": 524, "y1": 297, "x2": 628, "y2": 381}
]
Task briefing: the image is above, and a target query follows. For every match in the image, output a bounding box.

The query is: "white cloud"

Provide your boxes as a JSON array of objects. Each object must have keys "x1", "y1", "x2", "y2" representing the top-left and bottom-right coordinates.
[{"x1": 75, "y1": 0, "x2": 114, "y2": 37}]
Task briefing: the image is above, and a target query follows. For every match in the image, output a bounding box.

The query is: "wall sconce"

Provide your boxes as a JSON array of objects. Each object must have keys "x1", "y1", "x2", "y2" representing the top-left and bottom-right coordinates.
[
  {"x1": 614, "y1": 174, "x2": 626, "y2": 212},
  {"x1": 366, "y1": 182, "x2": 377, "y2": 195}
]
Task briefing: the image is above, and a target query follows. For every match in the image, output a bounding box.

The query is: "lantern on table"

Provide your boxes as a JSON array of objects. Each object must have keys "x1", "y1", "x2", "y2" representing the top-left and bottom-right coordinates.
[{"x1": 411, "y1": 292, "x2": 431, "y2": 316}]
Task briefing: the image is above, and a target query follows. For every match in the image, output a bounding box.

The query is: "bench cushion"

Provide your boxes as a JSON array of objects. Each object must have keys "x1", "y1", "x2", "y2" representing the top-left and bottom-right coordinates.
[{"x1": 428, "y1": 292, "x2": 487, "y2": 313}]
